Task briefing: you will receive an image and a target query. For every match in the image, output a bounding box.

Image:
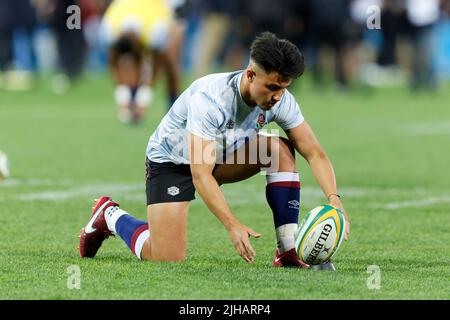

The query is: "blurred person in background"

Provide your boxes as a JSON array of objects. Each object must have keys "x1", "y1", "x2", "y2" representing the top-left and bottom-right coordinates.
[
  {"x1": 283, "y1": 0, "x2": 310, "y2": 50},
  {"x1": 346, "y1": 0, "x2": 385, "y2": 87},
  {"x1": 191, "y1": 0, "x2": 236, "y2": 77},
  {"x1": 435, "y1": 0, "x2": 450, "y2": 81},
  {"x1": 306, "y1": 0, "x2": 354, "y2": 89},
  {"x1": 165, "y1": 0, "x2": 188, "y2": 81},
  {"x1": 0, "y1": 0, "x2": 37, "y2": 91},
  {"x1": 79, "y1": 0, "x2": 110, "y2": 71},
  {"x1": 405, "y1": 0, "x2": 440, "y2": 91},
  {"x1": 216, "y1": 0, "x2": 253, "y2": 71},
  {"x1": 376, "y1": 0, "x2": 407, "y2": 69},
  {"x1": 184, "y1": 0, "x2": 248, "y2": 75},
  {"x1": 176, "y1": 0, "x2": 205, "y2": 74},
  {"x1": 33, "y1": 0, "x2": 87, "y2": 94},
  {"x1": 197, "y1": 0, "x2": 288, "y2": 76},
  {"x1": 442, "y1": 0, "x2": 450, "y2": 18},
  {"x1": 101, "y1": 0, "x2": 180, "y2": 124},
  {"x1": 225, "y1": 0, "x2": 290, "y2": 69},
  {"x1": 374, "y1": 0, "x2": 441, "y2": 91}
]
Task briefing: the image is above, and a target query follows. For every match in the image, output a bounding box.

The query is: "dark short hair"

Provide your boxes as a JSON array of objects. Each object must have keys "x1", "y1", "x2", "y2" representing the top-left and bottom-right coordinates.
[
  {"x1": 250, "y1": 32, "x2": 305, "y2": 79},
  {"x1": 111, "y1": 32, "x2": 143, "y2": 61}
]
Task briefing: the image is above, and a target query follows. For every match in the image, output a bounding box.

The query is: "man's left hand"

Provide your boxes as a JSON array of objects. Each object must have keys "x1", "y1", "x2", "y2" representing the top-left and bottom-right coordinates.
[{"x1": 328, "y1": 196, "x2": 350, "y2": 241}]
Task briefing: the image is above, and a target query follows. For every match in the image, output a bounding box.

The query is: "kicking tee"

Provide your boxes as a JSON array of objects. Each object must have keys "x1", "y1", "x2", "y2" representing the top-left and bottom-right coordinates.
[{"x1": 146, "y1": 71, "x2": 304, "y2": 164}]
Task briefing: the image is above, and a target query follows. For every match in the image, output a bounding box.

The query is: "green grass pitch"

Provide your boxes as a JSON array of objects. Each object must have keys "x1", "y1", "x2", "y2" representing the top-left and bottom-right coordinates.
[{"x1": 0, "y1": 74, "x2": 449, "y2": 299}]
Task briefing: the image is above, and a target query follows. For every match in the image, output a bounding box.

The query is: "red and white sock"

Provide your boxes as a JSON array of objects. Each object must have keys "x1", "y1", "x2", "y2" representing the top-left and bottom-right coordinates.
[
  {"x1": 266, "y1": 172, "x2": 301, "y2": 254},
  {"x1": 105, "y1": 207, "x2": 150, "y2": 260}
]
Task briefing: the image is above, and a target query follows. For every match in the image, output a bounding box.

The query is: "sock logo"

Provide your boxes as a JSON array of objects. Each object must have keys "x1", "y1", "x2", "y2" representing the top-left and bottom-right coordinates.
[
  {"x1": 167, "y1": 186, "x2": 180, "y2": 196},
  {"x1": 288, "y1": 200, "x2": 300, "y2": 209}
]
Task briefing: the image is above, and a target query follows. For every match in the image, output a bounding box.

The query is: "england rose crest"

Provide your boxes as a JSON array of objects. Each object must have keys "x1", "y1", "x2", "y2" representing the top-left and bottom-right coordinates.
[{"x1": 256, "y1": 113, "x2": 266, "y2": 129}]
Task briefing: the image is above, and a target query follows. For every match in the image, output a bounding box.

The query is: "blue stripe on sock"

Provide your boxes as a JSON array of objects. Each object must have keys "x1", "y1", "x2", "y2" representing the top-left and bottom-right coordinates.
[
  {"x1": 266, "y1": 184, "x2": 300, "y2": 228},
  {"x1": 115, "y1": 215, "x2": 147, "y2": 249}
]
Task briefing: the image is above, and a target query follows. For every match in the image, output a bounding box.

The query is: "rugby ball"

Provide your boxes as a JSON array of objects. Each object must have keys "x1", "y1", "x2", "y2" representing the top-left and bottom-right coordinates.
[{"x1": 295, "y1": 204, "x2": 345, "y2": 265}]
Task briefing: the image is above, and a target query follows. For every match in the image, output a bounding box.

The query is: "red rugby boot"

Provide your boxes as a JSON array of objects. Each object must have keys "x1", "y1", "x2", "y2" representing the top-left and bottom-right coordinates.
[
  {"x1": 78, "y1": 196, "x2": 119, "y2": 258},
  {"x1": 273, "y1": 248, "x2": 310, "y2": 269}
]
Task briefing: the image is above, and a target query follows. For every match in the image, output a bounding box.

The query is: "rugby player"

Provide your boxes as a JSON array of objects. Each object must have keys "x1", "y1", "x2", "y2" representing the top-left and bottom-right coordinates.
[
  {"x1": 101, "y1": 0, "x2": 180, "y2": 123},
  {"x1": 79, "y1": 32, "x2": 350, "y2": 269}
]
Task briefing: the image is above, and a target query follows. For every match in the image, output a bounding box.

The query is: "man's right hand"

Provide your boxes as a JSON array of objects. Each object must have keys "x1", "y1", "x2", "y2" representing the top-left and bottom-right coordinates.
[
  {"x1": 228, "y1": 224, "x2": 261, "y2": 263},
  {"x1": 188, "y1": 133, "x2": 261, "y2": 263}
]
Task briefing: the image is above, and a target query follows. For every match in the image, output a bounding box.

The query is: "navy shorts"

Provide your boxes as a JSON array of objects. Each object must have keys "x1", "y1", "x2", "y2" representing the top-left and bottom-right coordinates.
[{"x1": 145, "y1": 158, "x2": 196, "y2": 205}]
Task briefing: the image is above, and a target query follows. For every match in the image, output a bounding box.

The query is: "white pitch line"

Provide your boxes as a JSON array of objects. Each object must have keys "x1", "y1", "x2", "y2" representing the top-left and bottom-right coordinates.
[
  {"x1": 7, "y1": 182, "x2": 355, "y2": 203},
  {"x1": 0, "y1": 178, "x2": 76, "y2": 188},
  {"x1": 378, "y1": 195, "x2": 450, "y2": 210},
  {"x1": 5, "y1": 179, "x2": 450, "y2": 211},
  {"x1": 16, "y1": 183, "x2": 144, "y2": 201},
  {"x1": 402, "y1": 121, "x2": 450, "y2": 136},
  {"x1": 219, "y1": 186, "x2": 390, "y2": 206}
]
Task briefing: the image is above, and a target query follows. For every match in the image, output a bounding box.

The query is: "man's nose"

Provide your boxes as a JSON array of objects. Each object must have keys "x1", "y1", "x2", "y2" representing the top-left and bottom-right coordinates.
[{"x1": 273, "y1": 89, "x2": 285, "y2": 101}]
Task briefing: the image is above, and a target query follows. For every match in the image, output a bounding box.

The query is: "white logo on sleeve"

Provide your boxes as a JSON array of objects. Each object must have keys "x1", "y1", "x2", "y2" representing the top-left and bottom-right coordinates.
[{"x1": 167, "y1": 186, "x2": 180, "y2": 196}]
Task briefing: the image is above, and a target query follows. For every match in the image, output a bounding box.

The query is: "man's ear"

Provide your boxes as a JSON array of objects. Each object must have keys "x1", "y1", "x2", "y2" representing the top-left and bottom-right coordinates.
[{"x1": 247, "y1": 69, "x2": 255, "y2": 82}]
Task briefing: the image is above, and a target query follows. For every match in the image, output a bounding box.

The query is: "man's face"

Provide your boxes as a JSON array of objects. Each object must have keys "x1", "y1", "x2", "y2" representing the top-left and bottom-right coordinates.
[{"x1": 247, "y1": 68, "x2": 292, "y2": 110}]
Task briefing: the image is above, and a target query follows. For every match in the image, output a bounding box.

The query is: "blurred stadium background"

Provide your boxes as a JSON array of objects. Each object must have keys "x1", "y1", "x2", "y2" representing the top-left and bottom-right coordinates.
[
  {"x1": 1, "y1": 0, "x2": 450, "y2": 91},
  {"x1": 0, "y1": 0, "x2": 449, "y2": 299}
]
